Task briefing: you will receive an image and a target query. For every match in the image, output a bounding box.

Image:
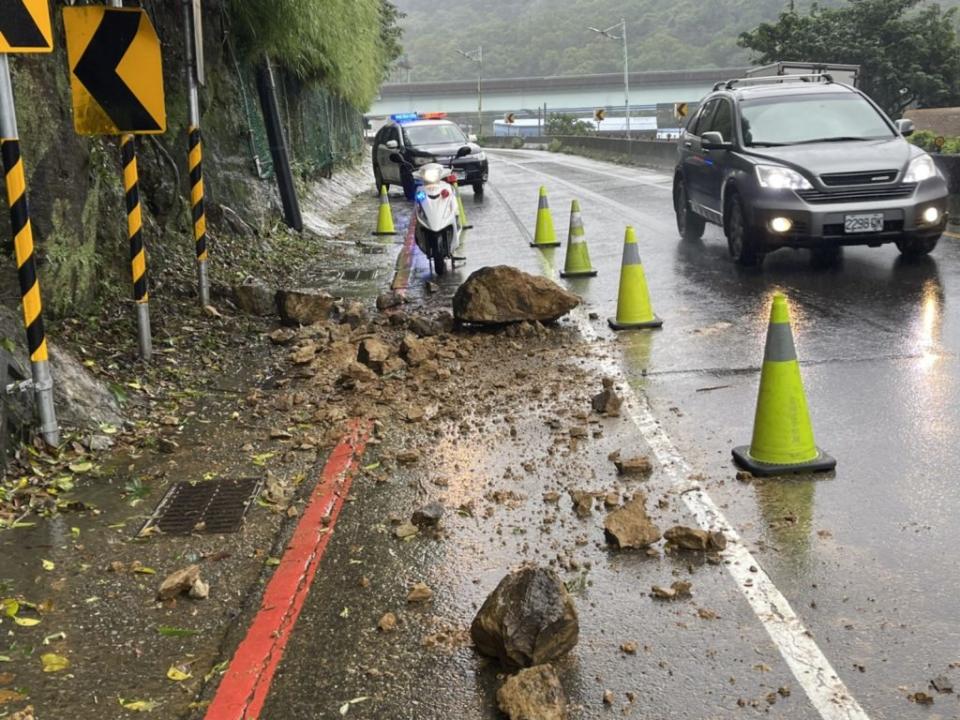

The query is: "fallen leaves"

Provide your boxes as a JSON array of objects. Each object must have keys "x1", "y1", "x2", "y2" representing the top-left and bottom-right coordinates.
[{"x1": 40, "y1": 653, "x2": 69, "y2": 673}]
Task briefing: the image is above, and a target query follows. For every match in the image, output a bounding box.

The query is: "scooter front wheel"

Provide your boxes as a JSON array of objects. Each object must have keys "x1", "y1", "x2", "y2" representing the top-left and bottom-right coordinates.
[{"x1": 430, "y1": 235, "x2": 447, "y2": 276}]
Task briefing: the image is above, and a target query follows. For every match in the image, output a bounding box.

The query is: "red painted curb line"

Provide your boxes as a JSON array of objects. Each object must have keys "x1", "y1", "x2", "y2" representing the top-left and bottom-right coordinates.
[
  {"x1": 204, "y1": 419, "x2": 371, "y2": 720},
  {"x1": 391, "y1": 208, "x2": 419, "y2": 293}
]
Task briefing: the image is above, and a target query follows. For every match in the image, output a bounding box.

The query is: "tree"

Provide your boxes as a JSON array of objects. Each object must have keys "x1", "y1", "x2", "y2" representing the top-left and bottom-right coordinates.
[
  {"x1": 546, "y1": 114, "x2": 592, "y2": 136},
  {"x1": 738, "y1": 0, "x2": 960, "y2": 118}
]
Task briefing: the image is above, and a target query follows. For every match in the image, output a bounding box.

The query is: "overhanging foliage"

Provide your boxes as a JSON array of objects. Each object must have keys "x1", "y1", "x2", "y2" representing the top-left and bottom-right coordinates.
[{"x1": 228, "y1": 0, "x2": 403, "y2": 109}]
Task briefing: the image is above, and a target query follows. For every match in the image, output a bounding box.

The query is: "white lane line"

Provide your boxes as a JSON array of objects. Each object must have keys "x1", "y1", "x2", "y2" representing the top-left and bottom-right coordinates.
[
  {"x1": 489, "y1": 149, "x2": 674, "y2": 192},
  {"x1": 489, "y1": 172, "x2": 872, "y2": 720}
]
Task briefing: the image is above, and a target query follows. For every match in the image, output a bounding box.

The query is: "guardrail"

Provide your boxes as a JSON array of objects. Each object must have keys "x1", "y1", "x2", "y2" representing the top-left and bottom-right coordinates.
[{"x1": 482, "y1": 135, "x2": 678, "y2": 170}]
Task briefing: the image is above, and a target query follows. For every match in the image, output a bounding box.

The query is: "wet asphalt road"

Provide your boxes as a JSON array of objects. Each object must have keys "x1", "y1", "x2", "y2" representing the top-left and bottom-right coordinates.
[{"x1": 261, "y1": 149, "x2": 960, "y2": 719}]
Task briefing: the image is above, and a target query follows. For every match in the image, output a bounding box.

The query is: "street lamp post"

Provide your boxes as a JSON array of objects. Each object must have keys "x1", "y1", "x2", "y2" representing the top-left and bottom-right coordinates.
[
  {"x1": 457, "y1": 46, "x2": 483, "y2": 137},
  {"x1": 588, "y1": 19, "x2": 630, "y2": 140}
]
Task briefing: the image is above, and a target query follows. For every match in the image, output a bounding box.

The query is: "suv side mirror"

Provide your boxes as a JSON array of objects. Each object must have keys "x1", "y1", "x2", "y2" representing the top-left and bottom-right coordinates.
[
  {"x1": 389, "y1": 152, "x2": 404, "y2": 164},
  {"x1": 456, "y1": 146, "x2": 472, "y2": 158},
  {"x1": 895, "y1": 118, "x2": 915, "y2": 137},
  {"x1": 386, "y1": 139, "x2": 399, "y2": 149},
  {"x1": 701, "y1": 131, "x2": 731, "y2": 150}
]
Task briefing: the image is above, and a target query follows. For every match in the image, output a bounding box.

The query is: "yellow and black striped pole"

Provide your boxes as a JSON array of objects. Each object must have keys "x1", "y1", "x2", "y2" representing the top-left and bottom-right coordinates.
[
  {"x1": 188, "y1": 125, "x2": 209, "y2": 303},
  {"x1": 121, "y1": 134, "x2": 152, "y2": 360},
  {"x1": 0, "y1": 55, "x2": 58, "y2": 446},
  {"x1": 184, "y1": 0, "x2": 210, "y2": 306}
]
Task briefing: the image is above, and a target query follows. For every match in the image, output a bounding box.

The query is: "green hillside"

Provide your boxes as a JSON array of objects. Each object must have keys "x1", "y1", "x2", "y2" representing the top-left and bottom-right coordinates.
[{"x1": 391, "y1": 0, "x2": 957, "y2": 82}]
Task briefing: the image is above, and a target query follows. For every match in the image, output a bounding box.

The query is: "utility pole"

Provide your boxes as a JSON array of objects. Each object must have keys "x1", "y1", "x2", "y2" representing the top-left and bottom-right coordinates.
[
  {"x1": 588, "y1": 19, "x2": 631, "y2": 139},
  {"x1": 457, "y1": 46, "x2": 483, "y2": 137}
]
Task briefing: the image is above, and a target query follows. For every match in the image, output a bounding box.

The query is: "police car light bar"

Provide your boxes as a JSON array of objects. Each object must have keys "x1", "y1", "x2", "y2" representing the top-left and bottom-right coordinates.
[{"x1": 390, "y1": 113, "x2": 419, "y2": 123}]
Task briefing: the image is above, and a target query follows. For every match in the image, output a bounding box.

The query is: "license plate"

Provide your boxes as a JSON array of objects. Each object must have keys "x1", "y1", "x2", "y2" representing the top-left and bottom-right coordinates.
[
  {"x1": 844, "y1": 213, "x2": 884, "y2": 233},
  {"x1": 455, "y1": 170, "x2": 466, "y2": 180}
]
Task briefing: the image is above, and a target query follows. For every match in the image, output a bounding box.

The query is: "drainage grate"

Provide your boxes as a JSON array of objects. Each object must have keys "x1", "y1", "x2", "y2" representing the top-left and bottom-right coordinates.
[{"x1": 139, "y1": 477, "x2": 264, "y2": 536}]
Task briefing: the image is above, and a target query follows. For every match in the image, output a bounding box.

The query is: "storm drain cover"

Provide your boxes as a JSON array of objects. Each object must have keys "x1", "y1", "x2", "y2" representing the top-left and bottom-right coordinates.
[{"x1": 139, "y1": 477, "x2": 264, "y2": 536}]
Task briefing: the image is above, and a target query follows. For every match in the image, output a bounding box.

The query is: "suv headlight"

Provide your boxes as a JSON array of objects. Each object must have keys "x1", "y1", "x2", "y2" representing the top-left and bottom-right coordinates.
[
  {"x1": 472, "y1": 151, "x2": 486, "y2": 161},
  {"x1": 904, "y1": 154, "x2": 936, "y2": 183},
  {"x1": 755, "y1": 165, "x2": 813, "y2": 190},
  {"x1": 413, "y1": 156, "x2": 433, "y2": 166}
]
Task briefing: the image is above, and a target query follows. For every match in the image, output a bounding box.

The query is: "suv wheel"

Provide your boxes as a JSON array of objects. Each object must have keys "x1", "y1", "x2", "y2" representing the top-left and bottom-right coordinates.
[
  {"x1": 895, "y1": 235, "x2": 940, "y2": 258},
  {"x1": 472, "y1": 182, "x2": 484, "y2": 196},
  {"x1": 725, "y1": 193, "x2": 763, "y2": 267},
  {"x1": 674, "y1": 179, "x2": 705, "y2": 241},
  {"x1": 374, "y1": 165, "x2": 387, "y2": 192}
]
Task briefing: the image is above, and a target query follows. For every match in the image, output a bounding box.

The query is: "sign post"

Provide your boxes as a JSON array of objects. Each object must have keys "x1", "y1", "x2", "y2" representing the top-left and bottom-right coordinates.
[
  {"x1": 64, "y1": 1, "x2": 166, "y2": 360},
  {"x1": 183, "y1": 0, "x2": 209, "y2": 307},
  {"x1": 0, "y1": 0, "x2": 59, "y2": 447}
]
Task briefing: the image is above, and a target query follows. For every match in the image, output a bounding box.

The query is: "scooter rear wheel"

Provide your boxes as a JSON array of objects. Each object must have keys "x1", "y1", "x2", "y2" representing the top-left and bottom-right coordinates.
[{"x1": 430, "y1": 234, "x2": 447, "y2": 276}]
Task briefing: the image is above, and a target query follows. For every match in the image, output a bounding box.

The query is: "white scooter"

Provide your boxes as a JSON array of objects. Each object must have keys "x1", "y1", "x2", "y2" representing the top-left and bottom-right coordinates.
[{"x1": 391, "y1": 146, "x2": 472, "y2": 276}]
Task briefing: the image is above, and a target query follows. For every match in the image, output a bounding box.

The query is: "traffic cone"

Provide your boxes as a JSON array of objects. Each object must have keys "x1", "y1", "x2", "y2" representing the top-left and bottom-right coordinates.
[
  {"x1": 531, "y1": 186, "x2": 559, "y2": 247},
  {"x1": 732, "y1": 293, "x2": 836, "y2": 476},
  {"x1": 455, "y1": 183, "x2": 473, "y2": 230},
  {"x1": 608, "y1": 226, "x2": 662, "y2": 330},
  {"x1": 560, "y1": 200, "x2": 597, "y2": 278},
  {"x1": 372, "y1": 185, "x2": 397, "y2": 236}
]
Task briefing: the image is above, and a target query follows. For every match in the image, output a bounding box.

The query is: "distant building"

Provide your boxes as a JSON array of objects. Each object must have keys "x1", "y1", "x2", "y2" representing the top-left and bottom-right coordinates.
[{"x1": 904, "y1": 107, "x2": 960, "y2": 137}]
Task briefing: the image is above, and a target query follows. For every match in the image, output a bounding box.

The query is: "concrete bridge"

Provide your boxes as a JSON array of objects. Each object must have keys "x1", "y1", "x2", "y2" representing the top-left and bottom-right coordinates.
[{"x1": 369, "y1": 67, "x2": 748, "y2": 134}]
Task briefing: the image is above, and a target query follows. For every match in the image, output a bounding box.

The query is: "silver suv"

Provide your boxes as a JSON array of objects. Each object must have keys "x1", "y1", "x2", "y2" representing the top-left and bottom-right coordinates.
[{"x1": 673, "y1": 75, "x2": 948, "y2": 266}]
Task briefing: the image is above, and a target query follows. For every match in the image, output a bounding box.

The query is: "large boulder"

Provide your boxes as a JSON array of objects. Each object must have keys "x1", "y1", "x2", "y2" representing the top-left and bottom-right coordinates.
[
  {"x1": 471, "y1": 565, "x2": 579, "y2": 668},
  {"x1": 276, "y1": 288, "x2": 336, "y2": 326},
  {"x1": 232, "y1": 278, "x2": 276, "y2": 317},
  {"x1": 453, "y1": 266, "x2": 580, "y2": 325},
  {"x1": 497, "y1": 665, "x2": 568, "y2": 720}
]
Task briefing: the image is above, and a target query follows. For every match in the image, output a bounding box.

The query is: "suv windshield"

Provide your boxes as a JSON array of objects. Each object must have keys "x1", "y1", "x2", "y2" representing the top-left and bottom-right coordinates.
[
  {"x1": 403, "y1": 123, "x2": 467, "y2": 146},
  {"x1": 740, "y1": 93, "x2": 895, "y2": 147}
]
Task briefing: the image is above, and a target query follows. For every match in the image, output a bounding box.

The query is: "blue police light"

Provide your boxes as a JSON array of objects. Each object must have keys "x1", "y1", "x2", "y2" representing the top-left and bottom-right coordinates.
[
  {"x1": 415, "y1": 190, "x2": 427, "y2": 202},
  {"x1": 391, "y1": 113, "x2": 419, "y2": 124}
]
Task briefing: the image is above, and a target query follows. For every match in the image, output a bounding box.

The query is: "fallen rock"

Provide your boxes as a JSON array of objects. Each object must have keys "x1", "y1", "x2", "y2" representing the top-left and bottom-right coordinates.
[
  {"x1": 471, "y1": 565, "x2": 579, "y2": 668},
  {"x1": 394, "y1": 522, "x2": 419, "y2": 539},
  {"x1": 453, "y1": 266, "x2": 580, "y2": 325},
  {"x1": 604, "y1": 495, "x2": 661, "y2": 549},
  {"x1": 408, "y1": 315, "x2": 440, "y2": 337},
  {"x1": 496, "y1": 665, "x2": 568, "y2": 720},
  {"x1": 87, "y1": 434, "x2": 113, "y2": 452},
  {"x1": 412, "y1": 501, "x2": 444, "y2": 528},
  {"x1": 650, "y1": 580, "x2": 692, "y2": 600},
  {"x1": 664, "y1": 525, "x2": 727, "y2": 552},
  {"x1": 568, "y1": 490, "x2": 594, "y2": 518},
  {"x1": 188, "y1": 578, "x2": 210, "y2": 600},
  {"x1": 338, "y1": 300, "x2": 368, "y2": 329},
  {"x1": 339, "y1": 362, "x2": 378, "y2": 385},
  {"x1": 233, "y1": 278, "x2": 276, "y2": 316},
  {"x1": 396, "y1": 449, "x2": 421, "y2": 465},
  {"x1": 614, "y1": 455, "x2": 653, "y2": 478},
  {"x1": 269, "y1": 327, "x2": 298, "y2": 345},
  {"x1": 406, "y1": 582, "x2": 433, "y2": 603},
  {"x1": 277, "y1": 288, "x2": 336, "y2": 326},
  {"x1": 157, "y1": 565, "x2": 201, "y2": 601},
  {"x1": 376, "y1": 291, "x2": 405, "y2": 311},
  {"x1": 400, "y1": 334, "x2": 435, "y2": 366},
  {"x1": 357, "y1": 337, "x2": 392, "y2": 374},
  {"x1": 591, "y1": 378, "x2": 623, "y2": 417},
  {"x1": 289, "y1": 343, "x2": 318, "y2": 365},
  {"x1": 602, "y1": 690, "x2": 615, "y2": 705},
  {"x1": 378, "y1": 612, "x2": 397, "y2": 633}
]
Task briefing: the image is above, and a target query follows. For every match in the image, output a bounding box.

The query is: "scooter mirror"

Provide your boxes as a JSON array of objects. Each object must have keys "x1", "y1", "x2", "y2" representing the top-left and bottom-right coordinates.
[{"x1": 456, "y1": 146, "x2": 472, "y2": 158}]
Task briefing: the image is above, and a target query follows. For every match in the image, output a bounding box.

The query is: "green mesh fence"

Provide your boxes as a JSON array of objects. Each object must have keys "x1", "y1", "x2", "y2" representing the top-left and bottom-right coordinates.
[{"x1": 233, "y1": 60, "x2": 364, "y2": 180}]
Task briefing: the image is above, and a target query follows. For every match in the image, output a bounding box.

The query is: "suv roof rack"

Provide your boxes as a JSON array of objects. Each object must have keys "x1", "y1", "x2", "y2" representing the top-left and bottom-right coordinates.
[{"x1": 712, "y1": 73, "x2": 835, "y2": 92}]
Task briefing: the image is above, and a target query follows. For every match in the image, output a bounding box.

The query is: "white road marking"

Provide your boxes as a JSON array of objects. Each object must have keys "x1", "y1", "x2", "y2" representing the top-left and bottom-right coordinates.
[{"x1": 491, "y1": 155, "x2": 872, "y2": 720}]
